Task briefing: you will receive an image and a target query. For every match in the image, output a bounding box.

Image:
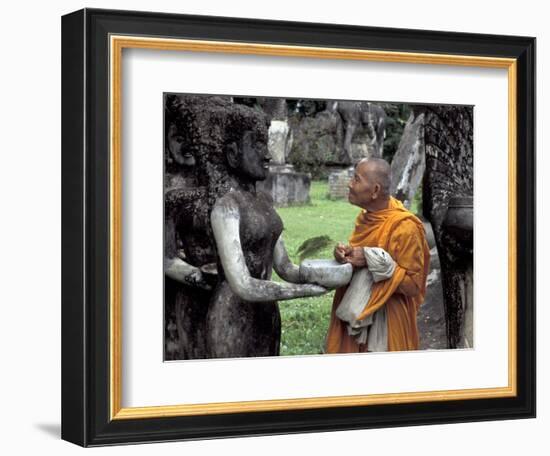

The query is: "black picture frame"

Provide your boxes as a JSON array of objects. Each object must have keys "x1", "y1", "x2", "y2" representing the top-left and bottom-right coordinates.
[{"x1": 62, "y1": 8, "x2": 535, "y2": 447}]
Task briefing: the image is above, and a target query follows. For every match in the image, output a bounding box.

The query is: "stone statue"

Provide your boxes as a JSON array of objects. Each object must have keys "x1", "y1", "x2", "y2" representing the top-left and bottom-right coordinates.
[
  {"x1": 165, "y1": 94, "x2": 348, "y2": 359},
  {"x1": 337, "y1": 101, "x2": 386, "y2": 163},
  {"x1": 207, "y1": 98, "x2": 331, "y2": 358},
  {"x1": 164, "y1": 95, "x2": 218, "y2": 359},
  {"x1": 420, "y1": 104, "x2": 474, "y2": 348}
]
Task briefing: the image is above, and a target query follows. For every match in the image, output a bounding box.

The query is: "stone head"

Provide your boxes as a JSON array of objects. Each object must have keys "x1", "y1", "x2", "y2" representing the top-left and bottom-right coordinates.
[
  {"x1": 224, "y1": 112, "x2": 270, "y2": 182},
  {"x1": 165, "y1": 94, "x2": 270, "y2": 185}
]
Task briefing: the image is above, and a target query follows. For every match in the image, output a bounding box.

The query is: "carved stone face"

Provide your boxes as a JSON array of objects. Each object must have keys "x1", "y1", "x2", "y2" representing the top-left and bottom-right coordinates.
[
  {"x1": 167, "y1": 123, "x2": 195, "y2": 166},
  {"x1": 228, "y1": 129, "x2": 271, "y2": 182},
  {"x1": 242, "y1": 129, "x2": 271, "y2": 180}
]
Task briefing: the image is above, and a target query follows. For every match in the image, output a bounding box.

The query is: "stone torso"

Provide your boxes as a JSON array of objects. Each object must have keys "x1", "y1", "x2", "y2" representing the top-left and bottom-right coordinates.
[
  {"x1": 207, "y1": 188, "x2": 284, "y2": 358},
  {"x1": 165, "y1": 185, "x2": 216, "y2": 267},
  {"x1": 223, "y1": 189, "x2": 284, "y2": 280}
]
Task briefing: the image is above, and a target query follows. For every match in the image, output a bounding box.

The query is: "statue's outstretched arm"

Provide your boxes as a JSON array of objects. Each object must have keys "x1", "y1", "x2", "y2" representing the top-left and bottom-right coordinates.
[
  {"x1": 211, "y1": 199, "x2": 326, "y2": 302},
  {"x1": 273, "y1": 236, "x2": 301, "y2": 283}
]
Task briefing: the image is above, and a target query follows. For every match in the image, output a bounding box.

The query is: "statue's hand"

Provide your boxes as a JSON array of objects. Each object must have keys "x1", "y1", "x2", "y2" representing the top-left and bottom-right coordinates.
[
  {"x1": 299, "y1": 284, "x2": 328, "y2": 297},
  {"x1": 184, "y1": 269, "x2": 212, "y2": 291}
]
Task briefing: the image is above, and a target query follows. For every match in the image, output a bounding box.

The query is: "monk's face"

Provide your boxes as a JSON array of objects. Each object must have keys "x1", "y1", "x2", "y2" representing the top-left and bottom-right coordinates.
[{"x1": 348, "y1": 161, "x2": 380, "y2": 209}]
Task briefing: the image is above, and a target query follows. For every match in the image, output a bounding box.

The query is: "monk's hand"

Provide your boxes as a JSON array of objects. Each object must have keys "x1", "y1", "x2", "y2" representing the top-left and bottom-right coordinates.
[
  {"x1": 334, "y1": 242, "x2": 351, "y2": 263},
  {"x1": 346, "y1": 247, "x2": 367, "y2": 268}
]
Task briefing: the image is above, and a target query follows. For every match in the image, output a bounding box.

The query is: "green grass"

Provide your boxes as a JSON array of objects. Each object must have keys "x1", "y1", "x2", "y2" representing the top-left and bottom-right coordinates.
[{"x1": 275, "y1": 180, "x2": 359, "y2": 356}]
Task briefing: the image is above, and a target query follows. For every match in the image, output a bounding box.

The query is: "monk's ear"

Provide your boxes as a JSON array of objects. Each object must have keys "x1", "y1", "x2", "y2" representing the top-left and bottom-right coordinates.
[
  {"x1": 372, "y1": 183, "x2": 381, "y2": 200},
  {"x1": 225, "y1": 142, "x2": 240, "y2": 169}
]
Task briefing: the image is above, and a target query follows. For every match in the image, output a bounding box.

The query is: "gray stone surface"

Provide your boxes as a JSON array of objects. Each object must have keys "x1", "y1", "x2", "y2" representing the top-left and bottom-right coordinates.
[
  {"x1": 337, "y1": 101, "x2": 386, "y2": 163},
  {"x1": 421, "y1": 105, "x2": 474, "y2": 349},
  {"x1": 257, "y1": 165, "x2": 311, "y2": 206},
  {"x1": 463, "y1": 266, "x2": 474, "y2": 348},
  {"x1": 328, "y1": 167, "x2": 353, "y2": 200},
  {"x1": 417, "y1": 240, "x2": 447, "y2": 350},
  {"x1": 299, "y1": 259, "x2": 353, "y2": 289},
  {"x1": 390, "y1": 111, "x2": 425, "y2": 209},
  {"x1": 288, "y1": 109, "x2": 343, "y2": 166},
  {"x1": 268, "y1": 120, "x2": 293, "y2": 165}
]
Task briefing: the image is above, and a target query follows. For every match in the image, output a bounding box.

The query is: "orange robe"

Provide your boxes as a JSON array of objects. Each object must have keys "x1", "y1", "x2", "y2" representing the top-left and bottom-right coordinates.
[{"x1": 326, "y1": 196, "x2": 430, "y2": 353}]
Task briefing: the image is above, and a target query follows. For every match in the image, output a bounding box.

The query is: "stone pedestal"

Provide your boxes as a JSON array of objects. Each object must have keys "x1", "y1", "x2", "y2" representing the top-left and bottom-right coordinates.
[
  {"x1": 257, "y1": 165, "x2": 311, "y2": 207},
  {"x1": 328, "y1": 167, "x2": 353, "y2": 200},
  {"x1": 258, "y1": 116, "x2": 309, "y2": 207}
]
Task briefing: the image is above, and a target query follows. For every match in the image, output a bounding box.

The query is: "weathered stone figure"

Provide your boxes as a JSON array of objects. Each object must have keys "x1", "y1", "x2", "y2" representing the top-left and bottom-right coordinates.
[
  {"x1": 164, "y1": 95, "x2": 218, "y2": 359},
  {"x1": 207, "y1": 99, "x2": 328, "y2": 358},
  {"x1": 337, "y1": 101, "x2": 386, "y2": 163},
  {"x1": 165, "y1": 94, "x2": 329, "y2": 360},
  {"x1": 420, "y1": 105, "x2": 474, "y2": 348}
]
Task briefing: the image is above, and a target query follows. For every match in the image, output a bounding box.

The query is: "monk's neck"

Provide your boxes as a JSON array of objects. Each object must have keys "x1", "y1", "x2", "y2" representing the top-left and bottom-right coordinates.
[{"x1": 363, "y1": 197, "x2": 390, "y2": 213}]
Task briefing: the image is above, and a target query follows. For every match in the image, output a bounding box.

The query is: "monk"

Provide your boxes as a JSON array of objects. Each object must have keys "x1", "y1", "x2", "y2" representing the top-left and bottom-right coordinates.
[{"x1": 326, "y1": 158, "x2": 430, "y2": 353}]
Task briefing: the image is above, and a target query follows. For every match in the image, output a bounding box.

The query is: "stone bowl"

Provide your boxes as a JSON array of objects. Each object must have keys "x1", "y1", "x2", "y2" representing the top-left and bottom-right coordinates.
[{"x1": 299, "y1": 259, "x2": 353, "y2": 289}]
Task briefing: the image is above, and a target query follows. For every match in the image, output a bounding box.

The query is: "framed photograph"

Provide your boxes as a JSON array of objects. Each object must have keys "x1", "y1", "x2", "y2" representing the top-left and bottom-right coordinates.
[{"x1": 61, "y1": 8, "x2": 535, "y2": 447}]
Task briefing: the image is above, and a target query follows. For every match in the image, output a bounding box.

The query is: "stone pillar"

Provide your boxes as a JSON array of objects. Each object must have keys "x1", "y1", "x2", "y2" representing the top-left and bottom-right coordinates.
[
  {"x1": 268, "y1": 120, "x2": 293, "y2": 165},
  {"x1": 421, "y1": 105, "x2": 474, "y2": 349},
  {"x1": 390, "y1": 110, "x2": 425, "y2": 209}
]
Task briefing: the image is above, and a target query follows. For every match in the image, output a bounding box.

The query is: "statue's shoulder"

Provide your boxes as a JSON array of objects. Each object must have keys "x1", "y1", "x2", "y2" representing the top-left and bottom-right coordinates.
[{"x1": 213, "y1": 189, "x2": 241, "y2": 212}]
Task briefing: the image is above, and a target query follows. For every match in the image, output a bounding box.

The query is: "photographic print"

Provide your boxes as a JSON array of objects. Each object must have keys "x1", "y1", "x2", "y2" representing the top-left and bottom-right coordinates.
[
  {"x1": 163, "y1": 94, "x2": 473, "y2": 361},
  {"x1": 62, "y1": 9, "x2": 534, "y2": 445}
]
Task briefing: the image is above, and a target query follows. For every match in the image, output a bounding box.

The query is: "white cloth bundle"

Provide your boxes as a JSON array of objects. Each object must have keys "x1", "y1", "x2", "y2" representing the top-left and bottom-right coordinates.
[{"x1": 335, "y1": 247, "x2": 396, "y2": 351}]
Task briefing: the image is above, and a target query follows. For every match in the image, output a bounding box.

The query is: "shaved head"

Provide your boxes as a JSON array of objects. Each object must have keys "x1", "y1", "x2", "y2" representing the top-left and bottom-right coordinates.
[{"x1": 356, "y1": 158, "x2": 391, "y2": 198}]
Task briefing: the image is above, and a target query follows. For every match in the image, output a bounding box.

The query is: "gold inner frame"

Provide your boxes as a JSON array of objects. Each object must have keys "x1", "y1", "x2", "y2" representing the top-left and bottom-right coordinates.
[{"x1": 109, "y1": 35, "x2": 518, "y2": 420}]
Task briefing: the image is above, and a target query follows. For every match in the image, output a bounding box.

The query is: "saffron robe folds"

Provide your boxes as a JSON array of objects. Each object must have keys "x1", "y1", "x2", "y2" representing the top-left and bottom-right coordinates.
[{"x1": 326, "y1": 196, "x2": 431, "y2": 353}]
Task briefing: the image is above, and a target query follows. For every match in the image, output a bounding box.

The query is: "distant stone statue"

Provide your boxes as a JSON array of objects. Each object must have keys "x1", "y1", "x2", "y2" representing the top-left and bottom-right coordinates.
[{"x1": 337, "y1": 101, "x2": 386, "y2": 163}]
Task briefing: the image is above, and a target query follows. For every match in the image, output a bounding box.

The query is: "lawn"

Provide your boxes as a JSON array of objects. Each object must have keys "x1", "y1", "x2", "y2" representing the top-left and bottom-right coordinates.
[{"x1": 275, "y1": 180, "x2": 359, "y2": 356}]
